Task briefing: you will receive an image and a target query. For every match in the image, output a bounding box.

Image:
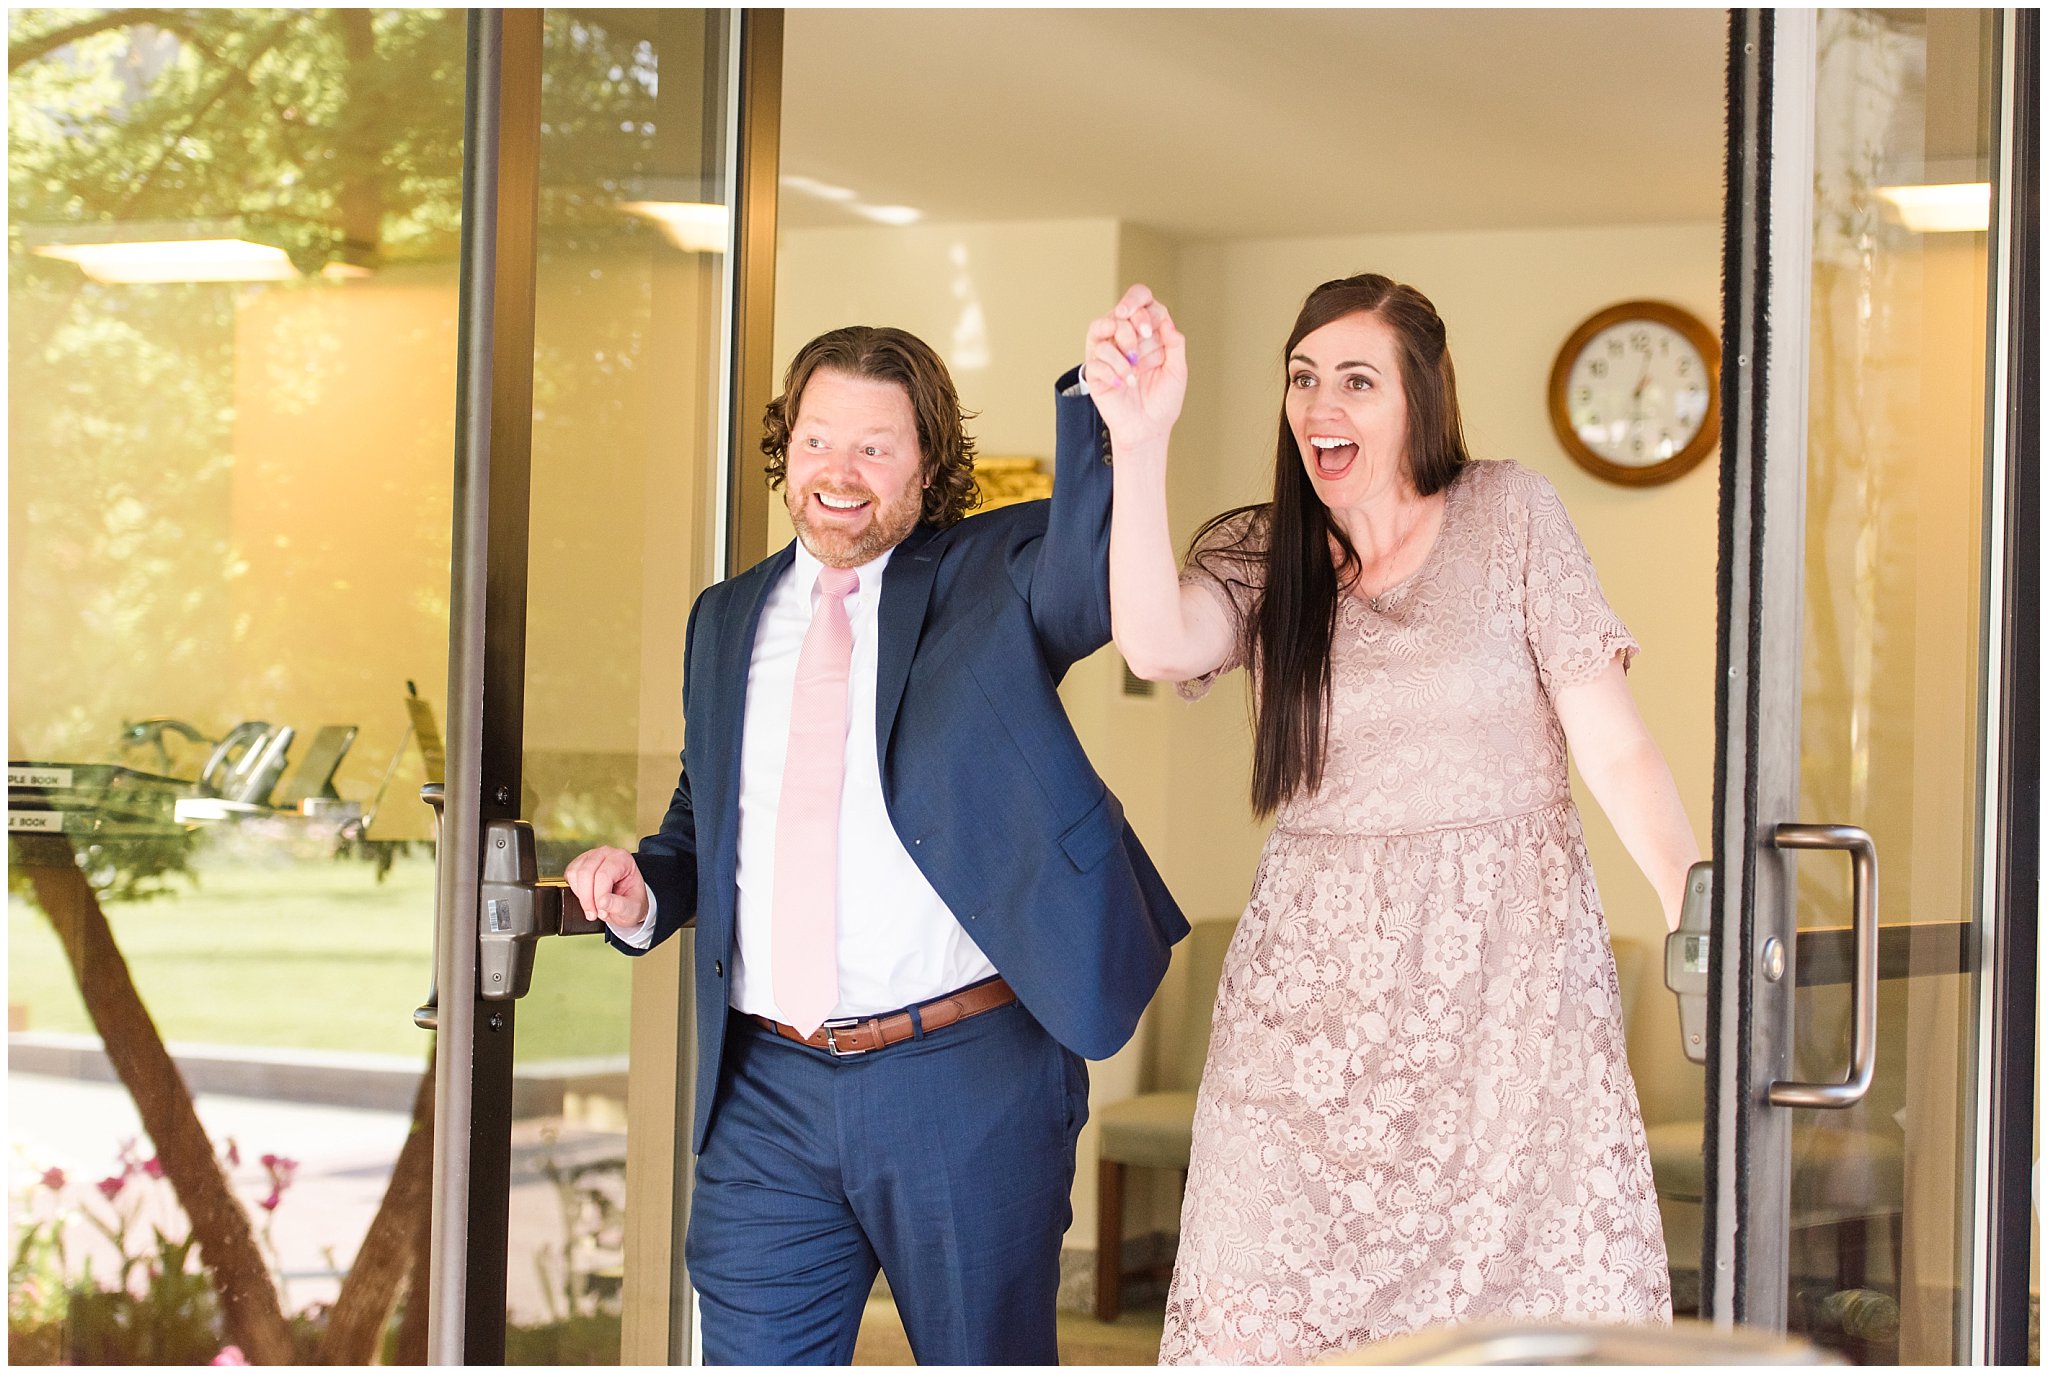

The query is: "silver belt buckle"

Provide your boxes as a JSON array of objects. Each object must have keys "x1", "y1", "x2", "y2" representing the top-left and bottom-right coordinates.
[{"x1": 820, "y1": 1017, "x2": 868, "y2": 1057}]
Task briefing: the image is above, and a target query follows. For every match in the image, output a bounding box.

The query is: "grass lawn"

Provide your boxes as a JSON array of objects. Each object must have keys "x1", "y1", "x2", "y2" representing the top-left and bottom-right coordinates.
[{"x1": 9, "y1": 848, "x2": 636, "y2": 1063}]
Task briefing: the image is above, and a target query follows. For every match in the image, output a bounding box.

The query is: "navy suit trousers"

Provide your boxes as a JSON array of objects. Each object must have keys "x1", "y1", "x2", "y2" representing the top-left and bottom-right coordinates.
[{"x1": 685, "y1": 1001, "x2": 1090, "y2": 1365}]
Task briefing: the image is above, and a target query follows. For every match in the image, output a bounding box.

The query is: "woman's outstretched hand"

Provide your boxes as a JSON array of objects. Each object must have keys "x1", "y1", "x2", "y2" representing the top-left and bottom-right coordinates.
[{"x1": 1085, "y1": 283, "x2": 1186, "y2": 458}]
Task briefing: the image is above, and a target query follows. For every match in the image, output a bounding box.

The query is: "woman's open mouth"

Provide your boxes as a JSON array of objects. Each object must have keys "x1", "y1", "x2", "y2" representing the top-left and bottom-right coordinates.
[{"x1": 1308, "y1": 436, "x2": 1358, "y2": 479}]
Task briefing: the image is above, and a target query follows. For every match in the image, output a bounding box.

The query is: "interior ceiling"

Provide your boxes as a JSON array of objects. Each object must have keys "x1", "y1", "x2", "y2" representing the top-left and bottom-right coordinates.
[{"x1": 778, "y1": 9, "x2": 1729, "y2": 239}]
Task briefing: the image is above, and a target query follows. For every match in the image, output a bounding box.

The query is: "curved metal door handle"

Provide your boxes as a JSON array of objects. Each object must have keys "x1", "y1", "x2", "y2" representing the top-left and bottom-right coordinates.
[
  {"x1": 1767, "y1": 822, "x2": 1878, "y2": 1109},
  {"x1": 414, "y1": 782, "x2": 445, "y2": 1031}
]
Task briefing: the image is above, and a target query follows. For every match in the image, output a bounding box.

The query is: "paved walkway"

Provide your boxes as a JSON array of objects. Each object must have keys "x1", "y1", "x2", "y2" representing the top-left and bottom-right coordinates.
[{"x1": 7, "y1": 1072, "x2": 621, "y2": 1326}]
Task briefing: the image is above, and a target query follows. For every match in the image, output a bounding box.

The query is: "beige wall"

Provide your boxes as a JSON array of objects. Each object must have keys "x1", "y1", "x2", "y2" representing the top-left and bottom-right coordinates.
[{"x1": 770, "y1": 216, "x2": 1724, "y2": 1257}]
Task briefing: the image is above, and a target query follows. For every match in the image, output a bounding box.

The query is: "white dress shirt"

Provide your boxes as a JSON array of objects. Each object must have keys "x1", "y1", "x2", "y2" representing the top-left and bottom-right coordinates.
[{"x1": 622, "y1": 538, "x2": 999, "y2": 1020}]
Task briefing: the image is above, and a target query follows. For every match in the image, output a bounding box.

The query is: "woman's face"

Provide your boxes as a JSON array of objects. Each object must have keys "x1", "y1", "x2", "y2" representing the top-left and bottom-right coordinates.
[{"x1": 1284, "y1": 310, "x2": 1411, "y2": 511}]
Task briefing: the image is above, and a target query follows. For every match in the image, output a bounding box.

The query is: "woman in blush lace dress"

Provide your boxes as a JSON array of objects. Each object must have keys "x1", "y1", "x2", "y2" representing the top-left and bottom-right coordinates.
[{"x1": 1083, "y1": 275, "x2": 1700, "y2": 1364}]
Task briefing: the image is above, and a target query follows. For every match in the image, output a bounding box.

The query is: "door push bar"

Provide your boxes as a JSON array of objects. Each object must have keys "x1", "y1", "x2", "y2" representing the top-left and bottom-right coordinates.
[
  {"x1": 478, "y1": 817, "x2": 606, "y2": 1001},
  {"x1": 414, "y1": 796, "x2": 606, "y2": 1029},
  {"x1": 1766, "y1": 822, "x2": 1879, "y2": 1110}
]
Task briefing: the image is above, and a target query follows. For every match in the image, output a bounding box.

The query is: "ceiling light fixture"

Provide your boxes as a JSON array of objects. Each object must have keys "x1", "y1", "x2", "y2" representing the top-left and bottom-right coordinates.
[
  {"x1": 781, "y1": 173, "x2": 858, "y2": 204},
  {"x1": 852, "y1": 204, "x2": 922, "y2": 227},
  {"x1": 28, "y1": 229, "x2": 299, "y2": 284},
  {"x1": 1874, "y1": 181, "x2": 1992, "y2": 233},
  {"x1": 782, "y1": 172, "x2": 921, "y2": 227},
  {"x1": 619, "y1": 199, "x2": 730, "y2": 253}
]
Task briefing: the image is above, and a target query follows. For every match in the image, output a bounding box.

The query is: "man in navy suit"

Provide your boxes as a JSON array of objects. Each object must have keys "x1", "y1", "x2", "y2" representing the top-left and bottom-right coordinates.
[{"x1": 565, "y1": 295, "x2": 1187, "y2": 1364}]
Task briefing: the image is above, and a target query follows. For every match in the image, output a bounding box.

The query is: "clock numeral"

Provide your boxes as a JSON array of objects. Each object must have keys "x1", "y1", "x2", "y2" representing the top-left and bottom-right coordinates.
[
  {"x1": 1575, "y1": 386, "x2": 1591, "y2": 403},
  {"x1": 1607, "y1": 339, "x2": 1625, "y2": 357},
  {"x1": 1590, "y1": 360, "x2": 1608, "y2": 378}
]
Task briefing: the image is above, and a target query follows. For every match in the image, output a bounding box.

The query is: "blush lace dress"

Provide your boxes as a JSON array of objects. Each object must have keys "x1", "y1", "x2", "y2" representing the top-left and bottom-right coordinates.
[{"x1": 1158, "y1": 460, "x2": 1671, "y2": 1364}]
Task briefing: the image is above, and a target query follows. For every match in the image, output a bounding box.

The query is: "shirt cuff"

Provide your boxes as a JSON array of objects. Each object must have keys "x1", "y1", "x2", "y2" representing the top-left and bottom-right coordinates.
[
  {"x1": 616, "y1": 890, "x2": 660, "y2": 949},
  {"x1": 1060, "y1": 363, "x2": 1092, "y2": 397}
]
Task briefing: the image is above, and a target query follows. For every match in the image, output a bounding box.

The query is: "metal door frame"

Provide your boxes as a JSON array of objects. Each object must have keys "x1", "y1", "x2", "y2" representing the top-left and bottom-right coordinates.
[
  {"x1": 1706, "y1": 5, "x2": 1811, "y2": 1331},
  {"x1": 429, "y1": 12, "x2": 542, "y2": 1362},
  {"x1": 1977, "y1": 8, "x2": 2038, "y2": 1364}
]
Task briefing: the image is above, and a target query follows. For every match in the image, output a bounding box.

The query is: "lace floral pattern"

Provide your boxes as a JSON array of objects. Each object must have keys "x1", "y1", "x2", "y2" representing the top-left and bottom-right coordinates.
[{"x1": 1161, "y1": 461, "x2": 1669, "y2": 1364}]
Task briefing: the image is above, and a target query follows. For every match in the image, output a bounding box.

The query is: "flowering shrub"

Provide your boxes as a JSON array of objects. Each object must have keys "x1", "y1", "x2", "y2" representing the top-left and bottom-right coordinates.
[{"x1": 8, "y1": 1136, "x2": 303, "y2": 1366}]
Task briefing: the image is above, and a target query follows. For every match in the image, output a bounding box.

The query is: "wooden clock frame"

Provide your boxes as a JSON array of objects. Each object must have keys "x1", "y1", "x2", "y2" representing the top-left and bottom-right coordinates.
[{"x1": 1546, "y1": 299, "x2": 1722, "y2": 487}]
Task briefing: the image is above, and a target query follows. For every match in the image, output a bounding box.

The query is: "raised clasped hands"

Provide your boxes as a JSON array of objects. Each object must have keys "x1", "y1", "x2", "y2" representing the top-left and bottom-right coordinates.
[
  {"x1": 563, "y1": 844, "x2": 651, "y2": 933},
  {"x1": 1084, "y1": 283, "x2": 1186, "y2": 458}
]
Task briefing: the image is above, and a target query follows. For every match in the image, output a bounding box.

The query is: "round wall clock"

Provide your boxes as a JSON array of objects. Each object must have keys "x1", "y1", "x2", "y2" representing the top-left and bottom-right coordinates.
[{"x1": 1546, "y1": 300, "x2": 1720, "y2": 486}]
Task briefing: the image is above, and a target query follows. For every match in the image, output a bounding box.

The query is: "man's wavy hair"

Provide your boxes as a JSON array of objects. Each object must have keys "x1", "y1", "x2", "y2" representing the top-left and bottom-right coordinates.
[{"x1": 761, "y1": 326, "x2": 980, "y2": 529}]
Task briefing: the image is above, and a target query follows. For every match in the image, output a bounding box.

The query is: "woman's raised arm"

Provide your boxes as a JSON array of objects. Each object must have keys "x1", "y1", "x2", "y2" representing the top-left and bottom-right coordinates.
[{"x1": 1085, "y1": 287, "x2": 1237, "y2": 684}]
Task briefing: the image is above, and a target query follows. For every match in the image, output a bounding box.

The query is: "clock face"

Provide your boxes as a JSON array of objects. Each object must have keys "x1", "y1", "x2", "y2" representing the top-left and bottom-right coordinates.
[{"x1": 1563, "y1": 318, "x2": 1713, "y2": 468}]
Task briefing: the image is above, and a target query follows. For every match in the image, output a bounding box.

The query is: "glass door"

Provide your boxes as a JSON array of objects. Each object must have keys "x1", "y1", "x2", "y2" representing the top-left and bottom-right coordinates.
[
  {"x1": 422, "y1": 8, "x2": 770, "y2": 1365},
  {"x1": 503, "y1": 8, "x2": 737, "y2": 1363},
  {"x1": 1709, "y1": 8, "x2": 2034, "y2": 1364},
  {"x1": 8, "y1": 10, "x2": 467, "y2": 1367}
]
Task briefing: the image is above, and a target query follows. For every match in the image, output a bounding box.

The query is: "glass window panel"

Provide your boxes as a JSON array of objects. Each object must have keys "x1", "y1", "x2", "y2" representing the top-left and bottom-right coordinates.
[
  {"x1": 1793, "y1": 8, "x2": 1999, "y2": 1363},
  {"x1": 9, "y1": 8, "x2": 465, "y2": 1364},
  {"x1": 505, "y1": 9, "x2": 728, "y2": 1362}
]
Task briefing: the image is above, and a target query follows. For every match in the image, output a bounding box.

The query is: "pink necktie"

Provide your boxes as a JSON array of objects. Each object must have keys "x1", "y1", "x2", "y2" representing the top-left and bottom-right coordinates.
[{"x1": 772, "y1": 565, "x2": 860, "y2": 1036}]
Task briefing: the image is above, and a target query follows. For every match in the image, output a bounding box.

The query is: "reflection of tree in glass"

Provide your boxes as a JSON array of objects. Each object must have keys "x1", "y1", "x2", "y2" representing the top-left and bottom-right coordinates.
[
  {"x1": 11, "y1": 12, "x2": 702, "y2": 1363},
  {"x1": 9, "y1": 10, "x2": 681, "y2": 769},
  {"x1": 9, "y1": 13, "x2": 477, "y2": 1365},
  {"x1": 10, "y1": 10, "x2": 468, "y2": 270},
  {"x1": 10, "y1": 11, "x2": 467, "y2": 765}
]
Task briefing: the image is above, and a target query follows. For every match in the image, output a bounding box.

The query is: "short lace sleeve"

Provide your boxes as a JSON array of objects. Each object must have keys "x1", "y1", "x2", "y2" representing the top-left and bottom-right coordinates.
[
  {"x1": 1176, "y1": 506, "x2": 1268, "y2": 702},
  {"x1": 1513, "y1": 466, "x2": 1638, "y2": 697}
]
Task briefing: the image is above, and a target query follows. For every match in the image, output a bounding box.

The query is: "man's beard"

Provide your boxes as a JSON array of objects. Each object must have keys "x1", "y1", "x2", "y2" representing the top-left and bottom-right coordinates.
[{"x1": 788, "y1": 478, "x2": 922, "y2": 568}]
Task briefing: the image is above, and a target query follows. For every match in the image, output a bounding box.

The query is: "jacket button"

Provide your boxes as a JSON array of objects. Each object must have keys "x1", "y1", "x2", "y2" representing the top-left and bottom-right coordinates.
[{"x1": 713, "y1": 960, "x2": 724, "y2": 977}]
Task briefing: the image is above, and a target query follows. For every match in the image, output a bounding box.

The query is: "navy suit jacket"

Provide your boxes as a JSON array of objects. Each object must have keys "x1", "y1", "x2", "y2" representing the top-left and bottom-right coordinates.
[{"x1": 611, "y1": 369, "x2": 1189, "y2": 1155}]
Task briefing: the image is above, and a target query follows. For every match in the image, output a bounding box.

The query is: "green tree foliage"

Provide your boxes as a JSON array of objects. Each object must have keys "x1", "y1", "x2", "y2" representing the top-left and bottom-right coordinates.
[
  {"x1": 9, "y1": 10, "x2": 684, "y2": 769},
  {"x1": 9, "y1": 10, "x2": 469, "y2": 767}
]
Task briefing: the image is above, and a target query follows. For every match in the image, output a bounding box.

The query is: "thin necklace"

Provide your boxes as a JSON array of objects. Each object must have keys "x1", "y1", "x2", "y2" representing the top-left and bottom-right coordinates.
[{"x1": 1359, "y1": 499, "x2": 1438, "y2": 611}]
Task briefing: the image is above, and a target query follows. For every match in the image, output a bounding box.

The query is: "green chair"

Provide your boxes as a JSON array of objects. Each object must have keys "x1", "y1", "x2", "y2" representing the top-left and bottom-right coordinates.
[{"x1": 1094, "y1": 914, "x2": 1240, "y2": 1321}]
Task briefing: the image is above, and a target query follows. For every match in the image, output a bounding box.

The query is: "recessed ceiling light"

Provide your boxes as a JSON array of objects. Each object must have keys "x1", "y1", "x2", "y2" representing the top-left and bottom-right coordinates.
[
  {"x1": 619, "y1": 201, "x2": 729, "y2": 253},
  {"x1": 30, "y1": 238, "x2": 299, "y2": 284},
  {"x1": 853, "y1": 204, "x2": 922, "y2": 227},
  {"x1": 1874, "y1": 182, "x2": 1991, "y2": 233}
]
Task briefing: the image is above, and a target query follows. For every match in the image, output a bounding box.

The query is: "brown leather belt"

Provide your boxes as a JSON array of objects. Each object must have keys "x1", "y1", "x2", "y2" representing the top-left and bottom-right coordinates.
[{"x1": 750, "y1": 977, "x2": 1016, "y2": 1057}]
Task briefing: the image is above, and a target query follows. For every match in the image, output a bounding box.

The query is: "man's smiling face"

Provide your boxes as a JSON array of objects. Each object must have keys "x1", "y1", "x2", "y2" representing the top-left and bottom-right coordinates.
[{"x1": 784, "y1": 368, "x2": 926, "y2": 568}]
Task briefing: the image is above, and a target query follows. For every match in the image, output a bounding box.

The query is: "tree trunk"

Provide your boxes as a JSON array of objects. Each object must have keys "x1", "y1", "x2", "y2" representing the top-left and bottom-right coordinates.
[
  {"x1": 16, "y1": 835, "x2": 296, "y2": 1365},
  {"x1": 314, "y1": 1046, "x2": 435, "y2": 1364},
  {"x1": 392, "y1": 1172, "x2": 436, "y2": 1365}
]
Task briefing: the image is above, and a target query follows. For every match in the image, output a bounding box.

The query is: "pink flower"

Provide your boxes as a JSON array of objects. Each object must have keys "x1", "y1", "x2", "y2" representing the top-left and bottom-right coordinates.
[
  {"x1": 141, "y1": 1156, "x2": 164, "y2": 1180},
  {"x1": 224, "y1": 1139, "x2": 241, "y2": 1167},
  {"x1": 96, "y1": 1174, "x2": 126, "y2": 1201},
  {"x1": 259, "y1": 1191, "x2": 281, "y2": 1212},
  {"x1": 211, "y1": 1346, "x2": 249, "y2": 1366},
  {"x1": 39, "y1": 1167, "x2": 65, "y2": 1191}
]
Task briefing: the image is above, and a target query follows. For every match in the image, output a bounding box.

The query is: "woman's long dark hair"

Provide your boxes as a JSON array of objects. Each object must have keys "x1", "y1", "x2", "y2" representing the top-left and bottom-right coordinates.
[{"x1": 1190, "y1": 273, "x2": 1471, "y2": 816}]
